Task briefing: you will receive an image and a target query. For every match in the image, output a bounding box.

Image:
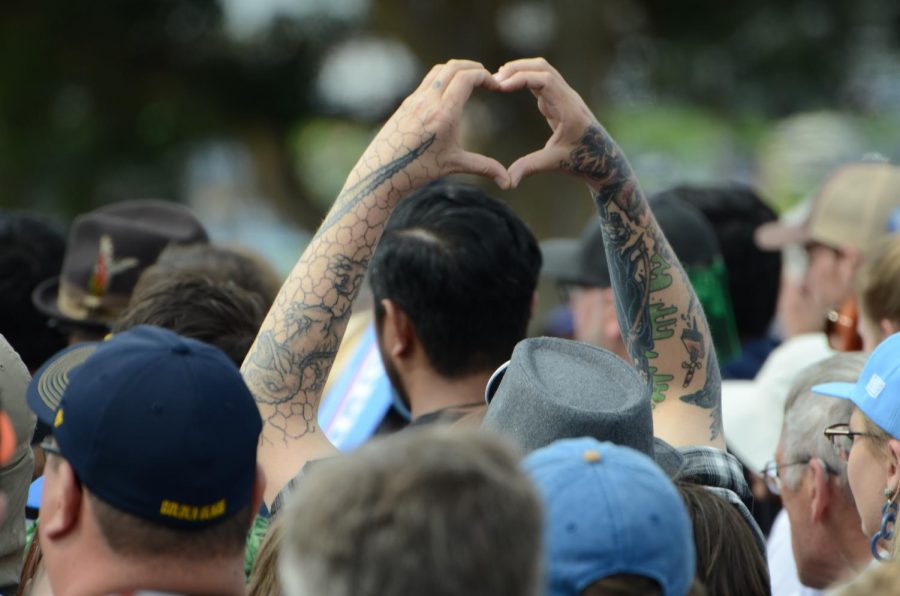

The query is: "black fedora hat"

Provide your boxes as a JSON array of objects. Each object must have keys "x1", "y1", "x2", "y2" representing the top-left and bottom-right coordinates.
[
  {"x1": 32, "y1": 200, "x2": 208, "y2": 329},
  {"x1": 482, "y1": 336, "x2": 684, "y2": 477}
]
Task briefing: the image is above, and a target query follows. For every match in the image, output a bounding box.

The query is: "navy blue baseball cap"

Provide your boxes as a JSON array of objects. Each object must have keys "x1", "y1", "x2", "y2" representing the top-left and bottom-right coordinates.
[{"x1": 27, "y1": 325, "x2": 262, "y2": 528}]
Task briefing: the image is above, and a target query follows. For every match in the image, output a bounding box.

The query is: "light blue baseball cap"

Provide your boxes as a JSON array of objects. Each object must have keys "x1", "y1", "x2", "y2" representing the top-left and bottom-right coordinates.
[
  {"x1": 813, "y1": 332, "x2": 900, "y2": 438},
  {"x1": 522, "y1": 438, "x2": 696, "y2": 596}
]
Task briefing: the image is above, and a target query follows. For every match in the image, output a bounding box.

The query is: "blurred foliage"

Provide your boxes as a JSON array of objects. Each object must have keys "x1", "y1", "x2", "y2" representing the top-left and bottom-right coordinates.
[
  {"x1": 1, "y1": 0, "x2": 899, "y2": 233},
  {"x1": 0, "y1": 0, "x2": 338, "y2": 227}
]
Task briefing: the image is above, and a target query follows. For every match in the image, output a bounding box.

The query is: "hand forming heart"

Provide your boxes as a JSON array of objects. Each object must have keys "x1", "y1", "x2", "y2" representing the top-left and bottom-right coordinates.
[{"x1": 352, "y1": 58, "x2": 613, "y2": 196}]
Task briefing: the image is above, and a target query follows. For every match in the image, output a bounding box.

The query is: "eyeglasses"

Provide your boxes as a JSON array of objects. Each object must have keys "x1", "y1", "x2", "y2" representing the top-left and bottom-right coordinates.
[
  {"x1": 762, "y1": 460, "x2": 811, "y2": 495},
  {"x1": 823, "y1": 423, "x2": 880, "y2": 461}
]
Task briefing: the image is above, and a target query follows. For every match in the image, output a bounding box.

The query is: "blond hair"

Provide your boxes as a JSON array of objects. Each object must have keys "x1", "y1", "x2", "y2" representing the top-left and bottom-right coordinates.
[
  {"x1": 248, "y1": 515, "x2": 285, "y2": 596},
  {"x1": 861, "y1": 235, "x2": 900, "y2": 330}
]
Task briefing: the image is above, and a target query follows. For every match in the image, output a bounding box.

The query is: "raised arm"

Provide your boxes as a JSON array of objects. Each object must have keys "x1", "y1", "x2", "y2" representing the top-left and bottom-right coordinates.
[
  {"x1": 495, "y1": 58, "x2": 724, "y2": 449},
  {"x1": 242, "y1": 60, "x2": 510, "y2": 506}
]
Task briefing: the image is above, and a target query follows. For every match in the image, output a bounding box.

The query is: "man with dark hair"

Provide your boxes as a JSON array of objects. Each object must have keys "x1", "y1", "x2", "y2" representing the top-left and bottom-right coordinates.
[
  {"x1": 114, "y1": 271, "x2": 267, "y2": 367},
  {"x1": 368, "y1": 182, "x2": 541, "y2": 424},
  {"x1": 241, "y1": 54, "x2": 760, "y2": 596},
  {"x1": 27, "y1": 326, "x2": 264, "y2": 595}
]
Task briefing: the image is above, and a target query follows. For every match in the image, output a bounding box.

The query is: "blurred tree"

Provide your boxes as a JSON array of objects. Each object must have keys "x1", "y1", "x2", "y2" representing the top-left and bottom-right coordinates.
[
  {"x1": 0, "y1": 0, "x2": 339, "y2": 228},
  {"x1": 0, "y1": 0, "x2": 897, "y2": 231}
]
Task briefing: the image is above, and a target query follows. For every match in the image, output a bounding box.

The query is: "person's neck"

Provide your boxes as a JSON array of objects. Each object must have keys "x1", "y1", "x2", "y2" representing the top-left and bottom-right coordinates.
[
  {"x1": 406, "y1": 368, "x2": 492, "y2": 420},
  {"x1": 51, "y1": 549, "x2": 246, "y2": 596},
  {"x1": 823, "y1": 495, "x2": 874, "y2": 587}
]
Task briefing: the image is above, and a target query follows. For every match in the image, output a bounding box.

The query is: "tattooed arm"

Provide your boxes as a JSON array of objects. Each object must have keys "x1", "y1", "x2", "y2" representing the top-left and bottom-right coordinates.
[
  {"x1": 242, "y1": 60, "x2": 511, "y2": 506},
  {"x1": 494, "y1": 58, "x2": 724, "y2": 449}
]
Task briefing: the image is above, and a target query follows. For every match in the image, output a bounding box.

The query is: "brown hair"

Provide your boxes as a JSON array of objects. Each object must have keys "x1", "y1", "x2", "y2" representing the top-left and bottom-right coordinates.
[
  {"x1": 136, "y1": 243, "x2": 282, "y2": 308},
  {"x1": 114, "y1": 271, "x2": 265, "y2": 367},
  {"x1": 677, "y1": 483, "x2": 770, "y2": 596}
]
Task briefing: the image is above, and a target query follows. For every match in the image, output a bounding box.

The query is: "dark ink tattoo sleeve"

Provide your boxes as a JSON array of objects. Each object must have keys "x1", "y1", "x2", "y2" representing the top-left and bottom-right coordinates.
[
  {"x1": 564, "y1": 124, "x2": 723, "y2": 441},
  {"x1": 242, "y1": 132, "x2": 437, "y2": 445}
]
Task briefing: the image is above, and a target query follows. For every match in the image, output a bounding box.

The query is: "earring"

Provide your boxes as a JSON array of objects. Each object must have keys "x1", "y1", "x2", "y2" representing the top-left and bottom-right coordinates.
[{"x1": 871, "y1": 486, "x2": 899, "y2": 562}]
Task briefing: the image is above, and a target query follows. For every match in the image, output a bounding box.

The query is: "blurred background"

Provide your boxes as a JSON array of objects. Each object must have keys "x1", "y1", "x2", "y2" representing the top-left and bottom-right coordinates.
[{"x1": 1, "y1": 0, "x2": 900, "y2": 274}]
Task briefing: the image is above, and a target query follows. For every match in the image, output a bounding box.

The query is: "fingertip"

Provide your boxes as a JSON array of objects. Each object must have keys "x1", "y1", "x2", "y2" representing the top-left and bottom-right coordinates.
[{"x1": 480, "y1": 71, "x2": 502, "y2": 90}]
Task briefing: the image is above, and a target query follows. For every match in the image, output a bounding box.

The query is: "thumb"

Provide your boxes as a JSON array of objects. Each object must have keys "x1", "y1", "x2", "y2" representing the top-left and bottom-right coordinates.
[
  {"x1": 454, "y1": 151, "x2": 512, "y2": 190},
  {"x1": 507, "y1": 147, "x2": 565, "y2": 188}
]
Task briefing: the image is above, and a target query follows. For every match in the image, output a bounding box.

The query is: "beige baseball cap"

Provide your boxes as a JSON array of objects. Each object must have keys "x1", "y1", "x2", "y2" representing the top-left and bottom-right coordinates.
[{"x1": 756, "y1": 162, "x2": 900, "y2": 255}]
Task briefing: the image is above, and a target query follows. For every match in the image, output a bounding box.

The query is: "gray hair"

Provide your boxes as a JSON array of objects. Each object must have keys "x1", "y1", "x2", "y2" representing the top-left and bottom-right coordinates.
[
  {"x1": 278, "y1": 426, "x2": 543, "y2": 596},
  {"x1": 781, "y1": 352, "x2": 867, "y2": 491}
]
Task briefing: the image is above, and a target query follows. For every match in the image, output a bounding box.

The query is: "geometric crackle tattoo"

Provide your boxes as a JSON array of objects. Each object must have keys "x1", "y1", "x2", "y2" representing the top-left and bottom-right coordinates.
[
  {"x1": 242, "y1": 134, "x2": 436, "y2": 445},
  {"x1": 564, "y1": 124, "x2": 723, "y2": 440}
]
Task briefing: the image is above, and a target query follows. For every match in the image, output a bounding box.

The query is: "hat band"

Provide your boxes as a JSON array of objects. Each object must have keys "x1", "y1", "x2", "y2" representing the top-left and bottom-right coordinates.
[{"x1": 57, "y1": 280, "x2": 131, "y2": 323}]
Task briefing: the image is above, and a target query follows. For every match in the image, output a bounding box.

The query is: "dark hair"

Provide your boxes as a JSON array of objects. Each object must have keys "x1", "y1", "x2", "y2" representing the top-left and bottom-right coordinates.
[
  {"x1": 113, "y1": 272, "x2": 266, "y2": 367},
  {"x1": 369, "y1": 182, "x2": 541, "y2": 378},
  {"x1": 0, "y1": 211, "x2": 67, "y2": 371},
  {"x1": 665, "y1": 185, "x2": 781, "y2": 340},
  {"x1": 677, "y1": 482, "x2": 770, "y2": 596},
  {"x1": 90, "y1": 493, "x2": 254, "y2": 559},
  {"x1": 136, "y1": 243, "x2": 281, "y2": 309}
]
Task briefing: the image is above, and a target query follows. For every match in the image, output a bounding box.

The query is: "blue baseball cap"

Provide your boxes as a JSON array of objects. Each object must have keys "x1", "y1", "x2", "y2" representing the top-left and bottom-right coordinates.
[
  {"x1": 523, "y1": 438, "x2": 695, "y2": 596},
  {"x1": 27, "y1": 325, "x2": 262, "y2": 528},
  {"x1": 813, "y1": 332, "x2": 900, "y2": 438}
]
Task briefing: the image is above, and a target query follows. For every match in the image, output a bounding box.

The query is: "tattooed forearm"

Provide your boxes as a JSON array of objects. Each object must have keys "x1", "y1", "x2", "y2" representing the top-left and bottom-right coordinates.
[
  {"x1": 243, "y1": 133, "x2": 437, "y2": 445},
  {"x1": 568, "y1": 123, "x2": 721, "y2": 429},
  {"x1": 320, "y1": 134, "x2": 437, "y2": 234},
  {"x1": 680, "y1": 351, "x2": 723, "y2": 440}
]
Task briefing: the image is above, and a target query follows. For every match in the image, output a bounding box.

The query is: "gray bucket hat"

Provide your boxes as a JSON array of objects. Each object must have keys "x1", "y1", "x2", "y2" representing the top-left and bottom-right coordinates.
[{"x1": 482, "y1": 337, "x2": 684, "y2": 477}]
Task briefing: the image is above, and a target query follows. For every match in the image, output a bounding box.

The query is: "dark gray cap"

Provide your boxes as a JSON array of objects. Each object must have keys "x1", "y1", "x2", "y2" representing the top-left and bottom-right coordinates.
[{"x1": 482, "y1": 337, "x2": 684, "y2": 477}]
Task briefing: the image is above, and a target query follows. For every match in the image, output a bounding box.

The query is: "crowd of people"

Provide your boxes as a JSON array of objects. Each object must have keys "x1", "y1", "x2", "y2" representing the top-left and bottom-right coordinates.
[{"x1": 2, "y1": 57, "x2": 900, "y2": 596}]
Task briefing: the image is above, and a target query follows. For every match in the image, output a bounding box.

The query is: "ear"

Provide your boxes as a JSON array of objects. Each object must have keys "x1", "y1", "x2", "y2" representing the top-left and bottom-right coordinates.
[
  {"x1": 41, "y1": 461, "x2": 83, "y2": 539},
  {"x1": 880, "y1": 318, "x2": 898, "y2": 340},
  {"x1": 379, "y1": 299, "x2": 413, "y2": 358},
  {"x1": 808, "y1": 459, "x2": 831, "y2": 523},
  {"x1": 886, "y1": 439, "x2": 900, "y2": 493}
]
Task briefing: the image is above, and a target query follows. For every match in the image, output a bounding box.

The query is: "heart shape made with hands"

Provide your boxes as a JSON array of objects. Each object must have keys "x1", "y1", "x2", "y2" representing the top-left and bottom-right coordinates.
[
  {"x1": 406, "y1": 59, "x2": 601, "y2": 191},
  {"x1": 468, "y1": 60, "x2": 600, "y2": 190}
]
